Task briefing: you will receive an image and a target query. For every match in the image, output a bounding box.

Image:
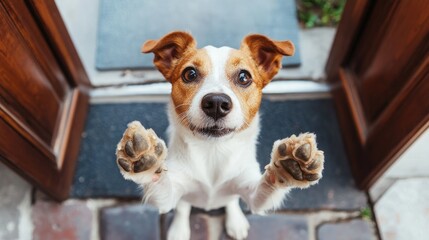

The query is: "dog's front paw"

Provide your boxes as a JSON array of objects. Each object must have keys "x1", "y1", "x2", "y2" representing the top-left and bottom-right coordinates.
[
  {"x1": 116, "y1": 121, "x2": 167, "y2": 183},
  {"x1": 265, "y1": 133, "x2": 324, "y2": 188}
]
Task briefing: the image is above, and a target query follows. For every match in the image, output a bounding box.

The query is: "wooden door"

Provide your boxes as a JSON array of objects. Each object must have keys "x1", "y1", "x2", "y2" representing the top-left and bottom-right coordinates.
[
  {"x1": 326, "y1": 0, "x2": 429, "y2": 189},
  {"x1": 0, "y1": 0, "x2": 91, "y2": 200}
]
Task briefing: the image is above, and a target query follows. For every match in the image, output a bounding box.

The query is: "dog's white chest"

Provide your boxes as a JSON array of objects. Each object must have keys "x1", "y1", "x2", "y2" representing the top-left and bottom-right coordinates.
[
  {"x1": 181, "y1": 145, "x2": 242, "y2": 210},
  {"x1": 182, "y1": 183, "x2": 237, "y2": 210},
  {"x1": 167, "y1": 130, "x2": 258, "y2": 210}
]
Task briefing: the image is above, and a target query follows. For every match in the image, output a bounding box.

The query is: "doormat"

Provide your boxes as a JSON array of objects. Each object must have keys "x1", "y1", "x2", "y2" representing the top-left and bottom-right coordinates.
[
  {"x1": 96, "y1": 0, "x2": 301, "y2": 70},
  {"x1": 71, "y1": 99, "x2": 367, "y2": 210}
]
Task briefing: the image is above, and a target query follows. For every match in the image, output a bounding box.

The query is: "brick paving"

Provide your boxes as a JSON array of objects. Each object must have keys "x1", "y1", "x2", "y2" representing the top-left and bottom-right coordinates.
[
  {"x1": 162, "y1": 213, "x2": 212, "y2": 240},
  {"x1": 29, "y1": 199, "x2": 378, "y2": 240},
  {"x1": 100, "y1": 204, "x2": 160, "y2": 240},
  {"x1": 223, "y1": 214, "x2": 309, "y2": 240},
  {"x1": 0, "y1": 162, "x2": 380, "y2": 240},
  {"x1": 32, "y1": 201, "x2": 92, "y2": 240}
]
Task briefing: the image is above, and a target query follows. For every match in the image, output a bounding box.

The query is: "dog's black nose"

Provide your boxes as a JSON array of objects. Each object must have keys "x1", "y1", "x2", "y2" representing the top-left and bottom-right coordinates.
[{"x1": 201, "y1": 93, "x2": 232, "y2": 120}]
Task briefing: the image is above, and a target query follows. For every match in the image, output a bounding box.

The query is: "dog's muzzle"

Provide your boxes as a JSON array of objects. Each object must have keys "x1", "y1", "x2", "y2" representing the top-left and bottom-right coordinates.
[
  {"x1": 201, "y1": 93, "x2": 232, "y2": 121},
  {"x1": 192, "y1": 93, "x2": 235, "y2": 137}
]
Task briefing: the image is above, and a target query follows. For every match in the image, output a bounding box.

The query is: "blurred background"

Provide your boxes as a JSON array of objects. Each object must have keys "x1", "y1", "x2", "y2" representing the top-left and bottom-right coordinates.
[{"x1": 0, "y1": 0, "x2": 428, "y2": 239}]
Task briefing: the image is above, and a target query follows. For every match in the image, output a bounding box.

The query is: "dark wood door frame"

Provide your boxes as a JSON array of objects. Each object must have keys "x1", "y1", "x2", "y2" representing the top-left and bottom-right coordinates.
[
  {"x1": 326, "y1": 0, "x2": 429, "y2": 190},
  {"x1": 0, "y1": 0, "x2": 92, "y2": 201}
]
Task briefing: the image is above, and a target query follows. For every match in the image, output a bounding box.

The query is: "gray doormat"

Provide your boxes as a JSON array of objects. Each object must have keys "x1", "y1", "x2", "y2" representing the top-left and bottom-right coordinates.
[
  {"x1": 71, "y1": 99, "x2": 367, "y2": 210},
  {"x1": 96, "y1": 0, "x2": 302, "y2": 70}
]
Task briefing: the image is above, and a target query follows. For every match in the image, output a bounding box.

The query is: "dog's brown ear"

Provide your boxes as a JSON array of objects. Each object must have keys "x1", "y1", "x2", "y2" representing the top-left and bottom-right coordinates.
[
  {"x1": 241, "y1": 34, "x2": 294, "y2": 86},
  {"x1": 142, "y1": 31, "x2": 196, "y2": 80}
]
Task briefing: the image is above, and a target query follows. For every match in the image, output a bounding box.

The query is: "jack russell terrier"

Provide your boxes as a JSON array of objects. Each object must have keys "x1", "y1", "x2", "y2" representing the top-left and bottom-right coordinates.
[{"x1": 116, "y1": 31, "x2": 324, "y2": 240}]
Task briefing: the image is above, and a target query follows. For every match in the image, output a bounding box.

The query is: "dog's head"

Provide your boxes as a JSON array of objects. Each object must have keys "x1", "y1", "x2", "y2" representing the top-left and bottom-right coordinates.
[{"x1": 142, "y1": 31, "x2": 294, "y2": 138}]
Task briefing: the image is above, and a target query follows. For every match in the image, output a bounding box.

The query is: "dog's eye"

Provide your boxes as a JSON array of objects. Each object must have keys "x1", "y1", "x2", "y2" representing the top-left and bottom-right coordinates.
[
  {"x1": 237, "y1": 70, "x2": 252, "y2": 87},
  {"x1": 182, "y1": 67, "x2": 198, "y2": 83}
]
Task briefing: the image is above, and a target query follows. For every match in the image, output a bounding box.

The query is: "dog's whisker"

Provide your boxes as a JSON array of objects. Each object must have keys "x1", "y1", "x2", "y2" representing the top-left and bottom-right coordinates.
[
  {"x1": 177, "y1": 111, "x2": 191, "y2": 128},
  {"x1": 174, "y1": 103, "x2": 191, "y2": 111}
]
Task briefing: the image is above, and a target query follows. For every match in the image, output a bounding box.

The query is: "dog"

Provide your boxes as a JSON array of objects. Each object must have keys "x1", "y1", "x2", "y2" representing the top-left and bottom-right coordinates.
[{"x1": 116, "y1": 31, "x2": 324, "y2": 240}]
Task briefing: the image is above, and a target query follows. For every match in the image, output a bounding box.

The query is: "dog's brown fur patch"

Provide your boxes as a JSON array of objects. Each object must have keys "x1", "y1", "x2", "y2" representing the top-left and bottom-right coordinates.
[
  {"x1": 141, "y1": 31, "x2": 197, "y2": 80},
  {"x1": 240, "y1": 34, "x2": 295, "y2": 85},
  {"x1": 170, "y1": 49, "x2": 211, "y2": 126},
  {"x1": 225, "y1": 49, "x2": 264, "y2": 129}
]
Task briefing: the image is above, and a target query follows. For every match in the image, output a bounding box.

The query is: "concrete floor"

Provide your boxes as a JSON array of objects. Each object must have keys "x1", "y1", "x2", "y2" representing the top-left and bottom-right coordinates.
[
  {"x1": 0, "y1": 163, "x2": 32, "y2": 240},
  {"x1": 374, "y1": 178, "x2": 429, "y2": 240},
  {"x1": 370, "y1": 130, "x2": 429, "y2": 240}
]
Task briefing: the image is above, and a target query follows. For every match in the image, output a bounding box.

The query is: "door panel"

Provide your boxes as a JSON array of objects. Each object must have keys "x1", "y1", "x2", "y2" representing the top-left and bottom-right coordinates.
[
  {"x1": 2, "y1": 0, "x2": 69, "y2": 99},
  {"x1": 0, "y1": 23, "x2": 63, "y2": 145},
  {"x1": 0, "y1": 0, "x2": 91, "y2": 200},
  {"x1": 348, "y1": 0, "x2": 429, "y2": 123},
  {"x1": 326, "y1": 0, "x2": 429, "y2": 189}
]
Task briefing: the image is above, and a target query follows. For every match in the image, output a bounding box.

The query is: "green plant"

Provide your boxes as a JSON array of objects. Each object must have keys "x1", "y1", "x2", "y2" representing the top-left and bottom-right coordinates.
[
  {"x1": 297, "y1": 0, "x2": 346, "y2": 28},
  {"x1": 360, "y1": 206, "x2": 373, "y2": 220}
]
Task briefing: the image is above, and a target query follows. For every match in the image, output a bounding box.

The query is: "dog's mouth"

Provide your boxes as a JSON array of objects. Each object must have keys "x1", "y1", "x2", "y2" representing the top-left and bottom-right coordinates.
[{"x1": 190, "y1": 125, "x2": 235, "y2": 137}]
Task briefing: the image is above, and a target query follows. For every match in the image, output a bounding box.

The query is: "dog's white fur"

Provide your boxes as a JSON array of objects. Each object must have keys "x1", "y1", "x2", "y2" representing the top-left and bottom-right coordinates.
[
  {"x1": 122, "y1": 46, "x2": 293, "y2": 240},
  {"x1": 118, "y1": 32, "x2": 326, "y2": 239}
]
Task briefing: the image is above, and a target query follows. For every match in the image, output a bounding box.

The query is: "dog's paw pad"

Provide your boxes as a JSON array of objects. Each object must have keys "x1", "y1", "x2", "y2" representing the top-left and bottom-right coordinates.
[
  {"x1": 268, "y1": 133, "x2": 324, "y2": 188},
  {"x1": 307, "y1": 154, "x2": 323, "y2": 171},
  {"x1": 280, "y1": 158, "x2": 303, "y2": 180},
  {"x1": 115, "y1": 121, "x2": 167, "y2": 178},
  {"x1": 124, "y1": 133, "x2": 149, "y2": 158},
  {"x1": 133, "y1": 155, "x2": 158, "y2": 172},
  {"x1": 133, "y1": 132, "x2": 149, "y2": 152},
  {"x1": 294, "y1": 143, "x2": 311, "y2": 162},
  {"x1": 117, "y1": 158, "x2": 132, "y2": 172},
  {"x1": 154, "y1": 142, "x2": 164, "y2": 157},
  {"x1": 124, "y1": 140, "x2": 135, "y2": 157},
  {"x1": 277, "y1": 142, "x2": 288, "y2": 157}
]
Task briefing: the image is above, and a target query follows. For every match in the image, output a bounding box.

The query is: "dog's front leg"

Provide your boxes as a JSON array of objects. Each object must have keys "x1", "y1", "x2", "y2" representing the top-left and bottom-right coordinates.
[
  {"x1": 115, "y1": 121, "x2": 184, "y2": 213},
  {"x1": 244, "y1": 133, "x2": 325, "y2": 213}
]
